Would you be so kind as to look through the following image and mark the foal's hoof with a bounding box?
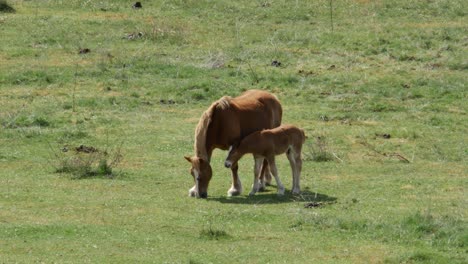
[277,187,285,196]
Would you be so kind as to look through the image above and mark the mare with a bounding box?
[224,124,306,196]
[184,90,282,198]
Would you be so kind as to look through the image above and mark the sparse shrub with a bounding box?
[52,142,123,179]
[303,136,337,162]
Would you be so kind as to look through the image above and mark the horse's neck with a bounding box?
[195,139,213,162]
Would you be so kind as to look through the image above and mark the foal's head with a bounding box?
[224,144,242,169]
[184,156,212,198]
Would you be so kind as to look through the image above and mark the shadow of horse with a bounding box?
[209,187,337,205]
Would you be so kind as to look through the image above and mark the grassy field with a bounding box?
[0,0,467,263]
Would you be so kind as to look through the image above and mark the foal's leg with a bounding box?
[258,159,269,191]
[260,159,272,188]
[249,156,264,196]
[227,162,242,196]
[294,153,302,195]
[267,157,285,195]
[287,147,301,195]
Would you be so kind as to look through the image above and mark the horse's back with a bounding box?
[231,90,282,132]
[207,90,283,150]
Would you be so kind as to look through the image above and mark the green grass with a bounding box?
[0,0,467,263]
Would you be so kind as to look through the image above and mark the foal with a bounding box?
[224,124,306,196]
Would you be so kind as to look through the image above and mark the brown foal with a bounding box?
[225,124,306,196]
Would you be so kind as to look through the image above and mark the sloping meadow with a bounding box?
[0,0,466,263]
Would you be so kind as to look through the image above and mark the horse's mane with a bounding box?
[194,96,232,160]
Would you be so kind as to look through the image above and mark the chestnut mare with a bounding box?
[184,90,282,198]
[224,124,306,196]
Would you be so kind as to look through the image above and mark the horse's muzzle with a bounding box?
[224,161,232,168]
[199,192,208,199]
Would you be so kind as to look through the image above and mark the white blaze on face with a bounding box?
[193,168,200,195]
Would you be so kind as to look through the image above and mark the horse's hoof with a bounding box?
[292,189,301,195]
[227,189,242,197]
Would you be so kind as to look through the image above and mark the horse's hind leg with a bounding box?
[268,157,285,196]
[227,162,242,196]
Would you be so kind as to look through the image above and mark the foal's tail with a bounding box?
[300,128,307,144]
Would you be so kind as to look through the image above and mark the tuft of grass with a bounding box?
[2,113,51,129]
[400,212,467,249]
[0,0,15,13]
[199,226,231,241]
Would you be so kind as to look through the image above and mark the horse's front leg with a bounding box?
[227,162,242,196]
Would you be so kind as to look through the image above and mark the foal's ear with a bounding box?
[229,141,240,152]
[184,156,192,163]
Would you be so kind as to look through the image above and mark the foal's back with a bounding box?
[248,124,306,156]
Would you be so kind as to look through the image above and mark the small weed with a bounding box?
[289,220,304,231]
[32,116,50,127]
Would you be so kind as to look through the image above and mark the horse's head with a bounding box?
[224,144,241,169]
[184,156,212,198]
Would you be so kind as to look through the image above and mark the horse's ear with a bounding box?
[184,156,192,163]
